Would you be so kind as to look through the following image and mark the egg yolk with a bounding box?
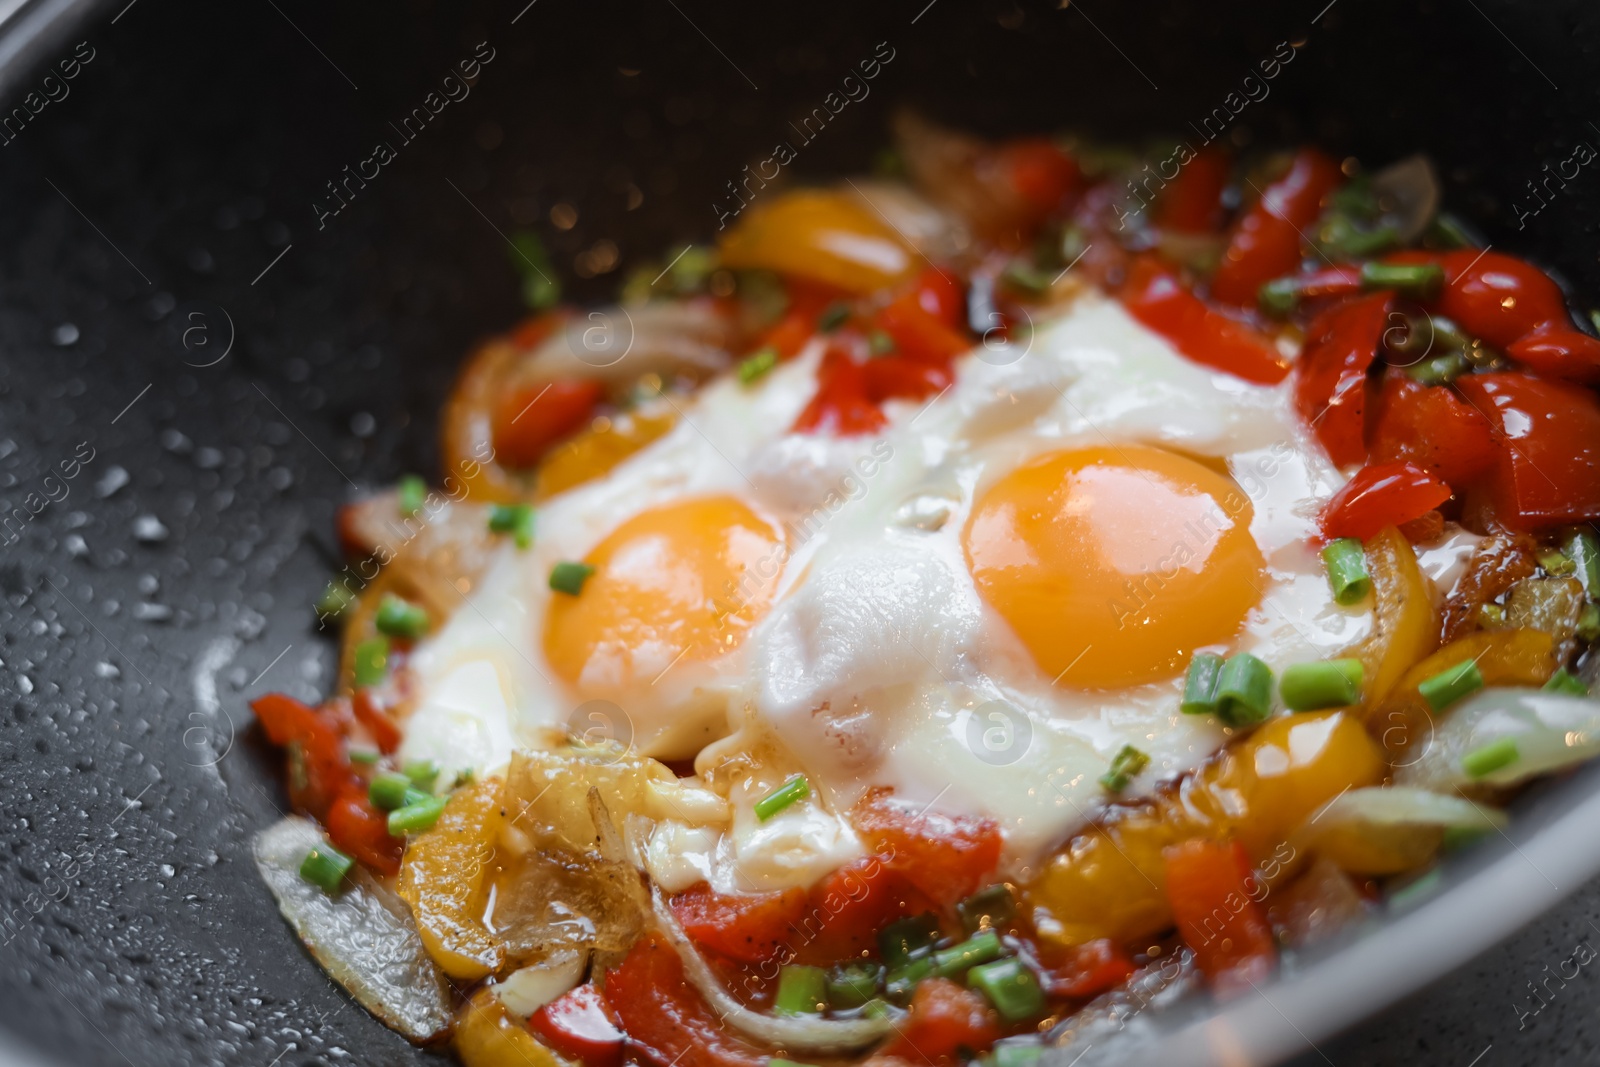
[544,495,785,693]
[964,446,1264,689]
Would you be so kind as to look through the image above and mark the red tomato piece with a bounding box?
[668,882,809,964]
[757,282,840,360]
[605,935,768,1067]
[850,789,1002,908]
[1122,257,1289,385]
[325,788,403,875]
[908,265,967,328]
[1455,373,1600,531]
[1211,148,1342,307]
[793,858,930,966]
[1505,328,1600,384]
[350,689,402,754]
[529,982,626,1067]
[1155,146,1232,234]
[999,138,1081,219]
[250,693,356,817]
[1294,292,1390,467]
[1163,839,1276,995]
[793,346,887,436]
[490,379,605,469]
[877,978,1002,1064]
[1320,462,1452,543]
[863,356,952,404]
[878,291,972,366]
[1040,939,1137,1000]
[1429,250,1573,349]
[1368,374,1496,489]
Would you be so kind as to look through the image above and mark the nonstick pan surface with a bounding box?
[4,1,1600,1064]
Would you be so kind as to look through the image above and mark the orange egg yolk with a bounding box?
[544,495,785,693]
[964,446,1264,689]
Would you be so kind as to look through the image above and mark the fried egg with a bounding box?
[398,291,1374,890]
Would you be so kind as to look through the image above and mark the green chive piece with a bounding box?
[967,958,1045,1022]
[1544,668,1589,696]
[1181,652,1225,716]
[989,1044,1046,1067]
[299,843,354,893]
[1461,736,1519,779]
[818,302,851,332]
[1418,659,1485,712]
[879,913,941,970]
[1322,538,1372,605]
[387,795,450,836]
[885,956,936,1003]
[1258,276,1301,317]
[1566,530,1600,595]
[549,561,596,596]
[1098,744,1151,793]
[773,964,828,1016]
[957,884,1015,934]
[369,772,429,812]
[1539,548,1576,576]
[1280,658,1364,711]
[754,774,809,821]
[403,759,440,791]
[1407,351,1471,386]
[347,747,381,765]
[1359,261,1444,299]
[488,503,536,549]
[1002,258,1055,294]
[1579,603,1600,644]
[509,231,561,310]
[737,346,779,385]
[315,581,357,621]
[353,637,389,689]
[397,474,426,518]
[932,930,1006,979]
[374,594,430,640]
[825,962,883,1008]
[1216,653,1274,726]
[868,330,896,355]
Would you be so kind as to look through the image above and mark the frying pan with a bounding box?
[3,0,1600,1063]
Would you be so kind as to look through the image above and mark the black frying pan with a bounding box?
[4,1,1600,1064]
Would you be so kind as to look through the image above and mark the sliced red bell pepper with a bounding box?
[876,978,1002,1064]
[529,982,626,1067]
[251,693,357,818]
[793,857,928,966]
[1122,256,1289,385]
[999,138,1081,221]
[850,789,1002,908]
[324,788,403,875]
[668,882,809,964]
[1368,374,1496,489]
[907,265,967,328]
[1426,249,1574,349]
[1155,146,1232,234]
[1505,329,1600,383]
[793,345,887,436]
[1320,461,1452,543]
[605,934,768,1067]
[1454,372,1600,531]
[1040,938,1137,1000]
[878,290,972,366]
[1163,839,1276,994]
[350,689,402,754]
[863,356,952,404]
[1294,292,1390,467]
[1211,148,1342,307]
[490,378,605,469]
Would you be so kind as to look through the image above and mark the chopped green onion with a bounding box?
[1418,659,1484,712]
[1579,603,1600,644]
[488,503,536,549]
[825,962,883,1008]
[868,330,896,355]
[1180,652,1225,716]
[315,581,356,621]
[353,637,389,689]
[369,772,429,812]
[375,594,430,640]
[509,231,560,310]
[878,913,940,970]
[1258,277,1301,317]
[988,1044,1045,1067]
[1565,530,1600,595]
[773,964,827,1016]
[738,346,779,385]
[1280,658,1364,711]
[1322,538,1371,605]
[549,561,596,596]
[818,302,851,332]
[1319,217,1399,259]
[668,246,718,293]
[1002,258,1055,294]
[397,474,426,518]
[967,958,1045,1022]
[1216,653,1273,726]
[885,956,935,1002]
[1098,744,1150,793]
[932,930,1006,978]
[1538,548,1576,576]
[1360,261,1444,299]
[957,884,1015,934]
[753,775,809,821]
[1407,351,1471,386]
[347,747,381,765]
[387,794,450,836]
[1544,668,1589,696]
[403,759,440,791]
[299,843,354,893]
[1461,736,1519,779]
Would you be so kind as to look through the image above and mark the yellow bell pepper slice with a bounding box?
[398,778,506,981]
[455,987,571,1067]
[535,409,676,500]
[1353,526,1440,716]
[718,190,917,294]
